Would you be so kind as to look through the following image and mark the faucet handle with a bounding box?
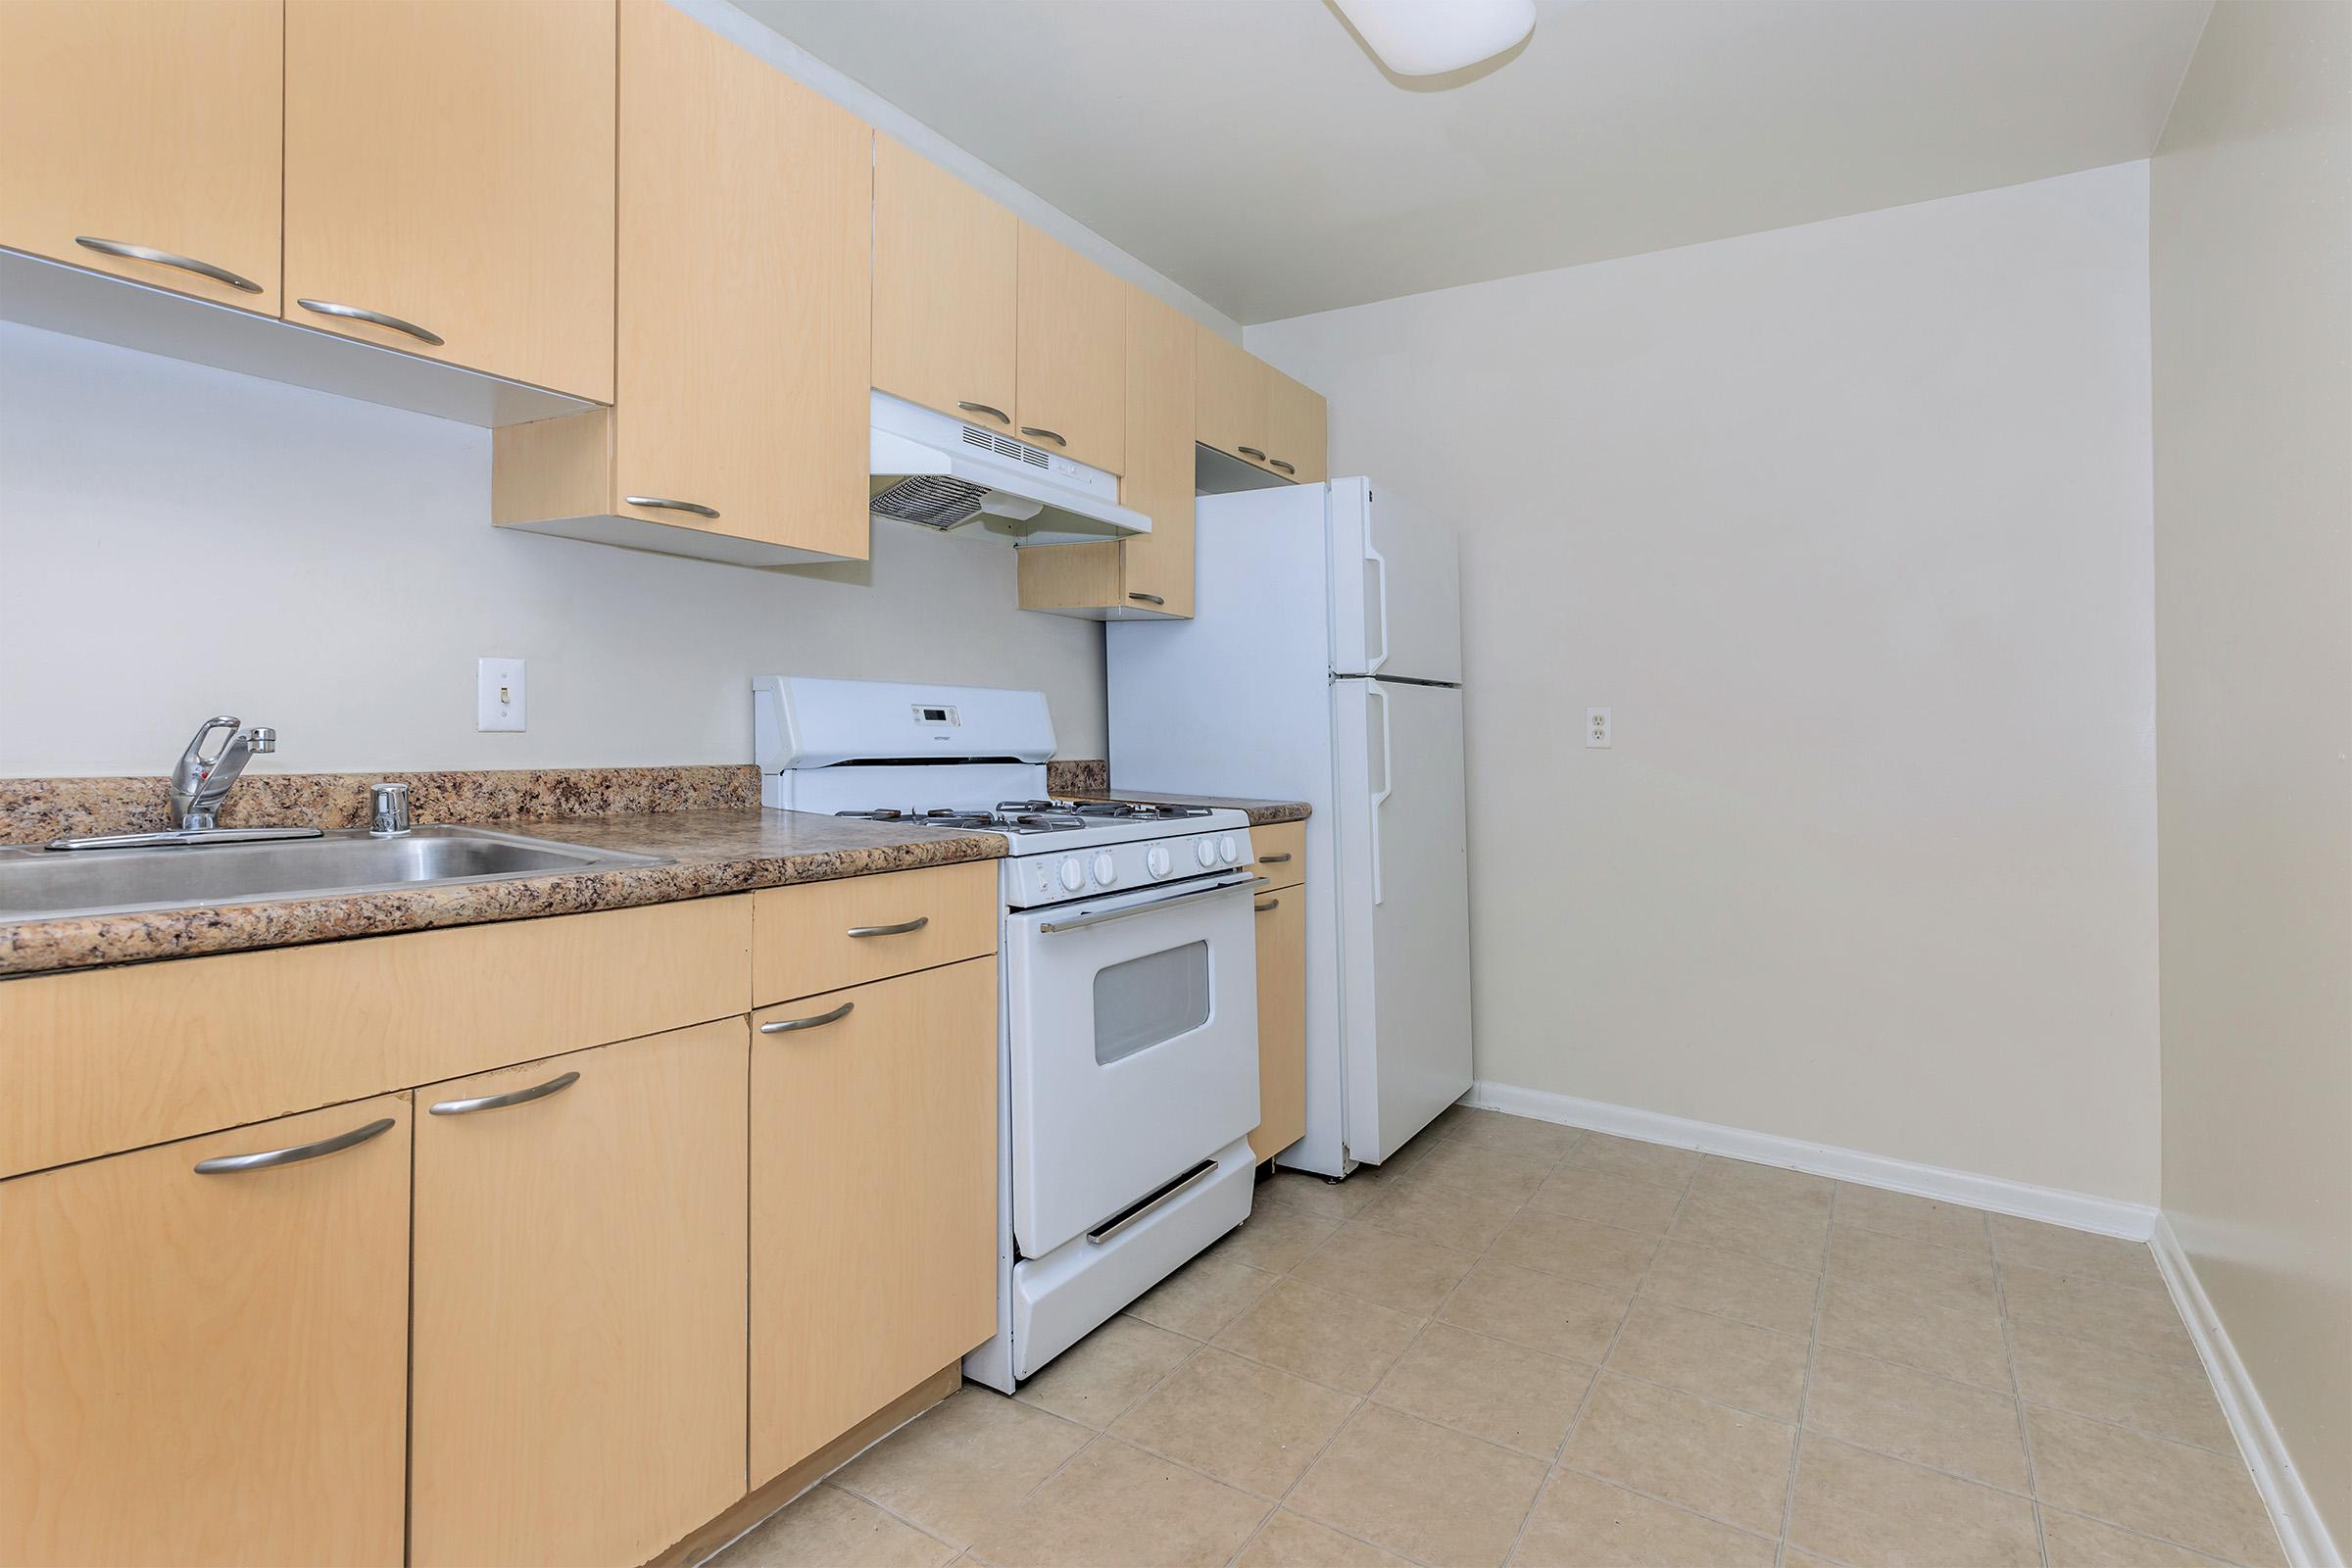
[368,781,412,838]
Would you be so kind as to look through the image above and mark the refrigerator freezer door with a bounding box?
[1326,677,1473,1166]
[1326,478,1463,684]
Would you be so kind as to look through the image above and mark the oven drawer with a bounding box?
[751,861,997,1005]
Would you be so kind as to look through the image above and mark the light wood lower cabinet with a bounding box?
[751,957,998,1484]
[411,1019,748,1567]
[1250,877,1308,1162]
[0,1095,413,1568]
[0,0,283,312]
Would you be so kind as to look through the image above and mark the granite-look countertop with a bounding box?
[1083,791,1311,827]
[0,808,1005,977]
[0,765,1312,976]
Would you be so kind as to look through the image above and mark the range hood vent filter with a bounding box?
[962,424,1050,469]
[872,474,989,530]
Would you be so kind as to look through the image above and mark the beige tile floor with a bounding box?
[713,1107,2282,1568]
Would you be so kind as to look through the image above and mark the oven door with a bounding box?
[1004,870,1261,1260]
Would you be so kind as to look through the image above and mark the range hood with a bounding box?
[869,390,1151,544]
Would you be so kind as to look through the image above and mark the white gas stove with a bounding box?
[754,676,1262,1391]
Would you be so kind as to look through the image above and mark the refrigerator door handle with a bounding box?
[1368,681,1394,905]
[1364,532,1392,675]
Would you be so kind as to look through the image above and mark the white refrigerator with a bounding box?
[1105,477,1471,1176]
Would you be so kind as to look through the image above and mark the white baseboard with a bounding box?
[2151,1216,2345,1568]
[1462,1080,2159,1240]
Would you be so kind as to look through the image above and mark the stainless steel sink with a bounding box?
[0,826,668,921]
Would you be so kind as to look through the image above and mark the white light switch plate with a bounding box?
[1586,707,1611,748]
[478,658,526,732]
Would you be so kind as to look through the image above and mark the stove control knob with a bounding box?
[1092,852,1118,886]
[1218,835,1242,864]
[1194,838,1218,868]
[1058,857,1086,893]
[1147,844,1173,879]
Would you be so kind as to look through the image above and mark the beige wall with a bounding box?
[1250,164,2164,1202]
[2151,0,2352,1553]
[0,322,1106,774]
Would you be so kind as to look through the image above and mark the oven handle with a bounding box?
[1035,873,1264,935]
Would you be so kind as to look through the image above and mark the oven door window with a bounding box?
[1094,940,1211,1066]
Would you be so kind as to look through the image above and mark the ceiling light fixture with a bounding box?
[1331,0,1537,76]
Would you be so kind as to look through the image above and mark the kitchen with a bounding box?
[0,2,2344,1567]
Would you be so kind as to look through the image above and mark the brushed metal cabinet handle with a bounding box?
[1258,852,1292,863]
[1127,592,1165,607]
[846,916,928,938]
[760,1001,855,1034]
[956,401,1010,424]
[1018,425,1067,447]
[1270,459,1297,475]
[1254,897,1280,912]
[194,1116,396,1174]
[429,1069,581,1117]
[624,495,721,518]
[74,236,262,294]
[1238,446,1268,462]
[295,298,445,346]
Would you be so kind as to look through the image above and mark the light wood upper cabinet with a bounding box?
[1116,284,1197,613]
[1195,321,1271,468]
[1267,367,1330,485]
[0,0,283,311]
[283,0,615,401]
[873,135,1018,429]
[1,1096,412,1568]
[751,957,998,1485]
[494,0,871,566]
[1017,280,1196,618]
[1014,223,1126,472]
[612,0,869,561]
[411,1020,748,1568]
[1250,878,1307,1162]
[1196,321,1330,485]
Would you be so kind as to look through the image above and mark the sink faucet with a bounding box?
[170,715,277,831]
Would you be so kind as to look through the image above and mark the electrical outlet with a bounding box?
[478,658,526,732]
[1586,707,1611,748]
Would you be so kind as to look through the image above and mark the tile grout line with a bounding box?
[1500,1139,1704,1567]
[1772,1204,1836,1567]
[1385,1120,1583,1567]
[1990,1224,2057,1568]
[1224,1139,1483,1568]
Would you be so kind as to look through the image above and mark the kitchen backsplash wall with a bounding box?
[0,322,1109,775]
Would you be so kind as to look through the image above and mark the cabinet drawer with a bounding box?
[1250,821,1306,891]
[751,862,997,1005]
[0,897,752,1178]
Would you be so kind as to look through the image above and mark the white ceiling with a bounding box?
[735,0,2211,324]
